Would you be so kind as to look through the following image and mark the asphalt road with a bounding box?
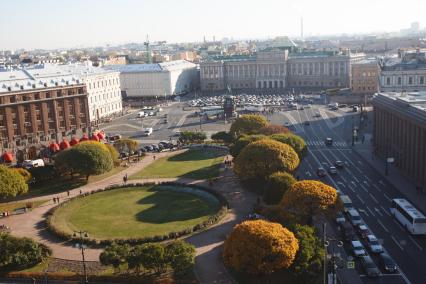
[276,104,425,284]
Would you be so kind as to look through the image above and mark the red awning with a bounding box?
[59,139,70,150]
[79,134,89,142]
[49,142,60,152]
[70,137,79,146]
[2,152,13,163]
[97,132,105,140]
[91,134,100,142]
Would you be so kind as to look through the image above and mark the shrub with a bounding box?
[104,143,120,166]
[165,240,196,277]
[230,114,269,138]
[0,233,51,271]
[11,168,32,183]
[211,131,233,143]
[234,140,300,182]
[257,124,290,135]
[229,134,268,158]
[0,165,28,199]
[270,133,307,158]
[223,220,299,274]
[139,243,167,274]
[279,180,342,225]
[99,242,130,272]
[179,131,207,144]
[263,171,296,205]
[29,165,56,183]
[114,139,138,154]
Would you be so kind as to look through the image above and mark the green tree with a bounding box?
[126,245,144,274]
[114,138,138,154]
[234,140,300,182]
[211,131,233,144]
[279,180,342,225]
[229,114,268,138]
[270,133,307,158]
[165,240,196,277]
[140,243,167,274]
[99,243,130,272]
[55,141,113,180]
[179,131,207,144]
[0,165,28,199]
[291,224,324,281]
[11,168,32,183]
[229,134,268,158]
[263,171,296,205]
[104,143,120,166]
[0,233,51,271]
[257,124,290,135]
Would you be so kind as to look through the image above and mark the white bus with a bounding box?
[390,198,426,234]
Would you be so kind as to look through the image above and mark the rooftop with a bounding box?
[381,57,426,70]
[104,60,196,73]
[374,92,426,120]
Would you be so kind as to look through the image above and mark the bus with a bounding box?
[390,198,426,234]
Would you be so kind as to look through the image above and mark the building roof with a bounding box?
[373,92,426,123]
[104,60,196,73]
[353,58,378,65]
[381,57,426,71]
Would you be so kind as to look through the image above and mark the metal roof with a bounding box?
[104,60,196,73]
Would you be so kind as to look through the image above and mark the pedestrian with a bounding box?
[79,189,82,195]
[52,197,55,204]
[67,190,70,197]
[57,196,60,203]
[153,155,156,160]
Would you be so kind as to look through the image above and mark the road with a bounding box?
[272,104,425,284]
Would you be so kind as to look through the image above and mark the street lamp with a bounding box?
[323,223,344,284]
[73,231,89,284]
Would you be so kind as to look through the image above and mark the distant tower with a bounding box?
[203,36,206,43]
[300,17,304,40]
[213,35,216,42]
[144,35,152,64]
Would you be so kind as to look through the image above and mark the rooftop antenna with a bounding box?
[144,35,151,64]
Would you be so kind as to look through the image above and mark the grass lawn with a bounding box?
[131,149,225,180]
[0,199,47,213]
[50,185,220,240]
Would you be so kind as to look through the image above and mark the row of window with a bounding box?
[89,90,121,104]
[88,77,120,90]
[385,76,425,86]
[92,102,122,116]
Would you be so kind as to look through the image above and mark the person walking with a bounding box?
[53,197,56,204]
[67,190,70,197]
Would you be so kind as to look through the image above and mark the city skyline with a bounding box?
[0,0,425,50]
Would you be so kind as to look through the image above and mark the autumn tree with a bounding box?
[263,171,296,205]
[11,168,32,183]
[279,180,342,225]
[270,133,307,158]
[229,114,268,138]
[223,220,299,274]
[114,138,138,153]
[211,131,233,144]
[0,165,28,199]
[234,140,300,182]
[104,143,120,166]
[229,134,268,157]
[257,124,289,135]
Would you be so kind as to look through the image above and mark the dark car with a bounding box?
[357,224,371,239]
[304,121,310,126]
[379,252,397,273]
[325,137,333,146]
[328,166,338,175]
[317,167,327,177]
[340,222,357,242]
[151,145,159,152]
[144,145,153,152]
[334,160,344,168]
[361,255,380,277]
[119,152,128,159]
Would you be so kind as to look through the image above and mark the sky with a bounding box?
[0,0,424,50]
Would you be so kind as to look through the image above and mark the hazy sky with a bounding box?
[0,0,424,50]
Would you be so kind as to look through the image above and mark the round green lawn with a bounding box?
[50,185,221,240]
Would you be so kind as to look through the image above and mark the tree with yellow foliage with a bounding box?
[223,220,299,274]
[229,114,269,138]
[279,180,342,225]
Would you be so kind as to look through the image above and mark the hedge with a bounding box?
[46,182,229,247]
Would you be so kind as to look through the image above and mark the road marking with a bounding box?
[391,236,404,250]
[340,175,348,183]
[356,194,365,203]
[358,160,363,165]
[363,180,369,186]
[374,207,384,217]
[359,184,368,193]
[348,184,355,193]
[369,193,379,204]
[373,184,382,192]
[364,176,372,183]
[305,171,312,177]
[377,219,389,232]
[366,206,376,217]
[359,208,369,217]
[380,206,391,216]
[408,235,423,251]
[392,219,405,232]
[352,175,360,183]
[337,181,346,188]
[383,193,392,202]
[379,180,385,186]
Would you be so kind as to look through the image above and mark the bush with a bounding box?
[257,124,290,135]
[270,133,307,158]
[179,131,207,144]
[230,114,269,138]
[211,131,233,144]
[234,140,300,182]
[29,165,56,183]
[223,220,299,274]
[104,143,120,166]
[0,233,51,272]
[263,172,296,205]
[229,134,268,158]
[279,180,342,225]
[55,141,113,180]
[0,165,28,199]
[99,242,130,272]
[114,139,138,154]
[11,168,32,183]
[165,240,196,277]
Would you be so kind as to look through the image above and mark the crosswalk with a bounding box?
[306,140,348,147]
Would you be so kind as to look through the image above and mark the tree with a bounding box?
[179,131,206,144]
[263,171,296,205]
[126,245,145,274]
[104,143,120,166]
[211,131,233,144]
[234,140,300,182]
[279,180,342,225]
[100,243,130,272]
[229,114,268,138]
[0,233,51,271]
[291,224,324,281]
[140,243,167,274]
[11,168,32,183]
[257,124,289,136]
[223,220,299,274]
[55,141,113,180]
[270,133,307,158]
[114,138,138,154]
[165,240,196,277]
[229,134,268,157]
[0,165,28,199]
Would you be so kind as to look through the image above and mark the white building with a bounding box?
[105,60,199,98]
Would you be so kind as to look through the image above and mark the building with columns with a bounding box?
[372,92,426,189]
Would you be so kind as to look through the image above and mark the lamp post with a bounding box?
[73,231,89,284]
[323,223,344,284]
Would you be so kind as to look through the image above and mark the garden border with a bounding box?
[46,181,229,246]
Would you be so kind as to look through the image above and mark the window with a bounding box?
[386,77,391,85]
[420,77,425,84]
[409,77,413,85]
[397,77,402,85]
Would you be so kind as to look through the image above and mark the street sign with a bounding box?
[347,261,355,269]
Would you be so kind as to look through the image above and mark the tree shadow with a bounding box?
[180,164,221,180]
[135,188,218,224]
[168,149,224,162]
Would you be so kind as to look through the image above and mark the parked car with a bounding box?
[304,121,310,125]
[325,137,333,146]
[314,112,321,117]
[366,235,383,253]
[351,240,367,257]
[119,152,129,159]
[334,160,344,168]
[335,212,346,224]
[151,145,159,152]
[144,145,153,152]
[317,167,327,177]
[328,166,338,175]
[357,224,371,239]
[347,208,363,226]
[361,255,381,277]
[340,222,357,242]
[379,252,397,273]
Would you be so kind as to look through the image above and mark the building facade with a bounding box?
[372,92,426,189]
[351,59,380,95]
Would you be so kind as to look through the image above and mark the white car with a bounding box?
[351,240,367,257]
[335,212,346,224]
[366,235,383,253]
[148,111,155,116]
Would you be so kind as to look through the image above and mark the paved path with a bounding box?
[1,150,255,284]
